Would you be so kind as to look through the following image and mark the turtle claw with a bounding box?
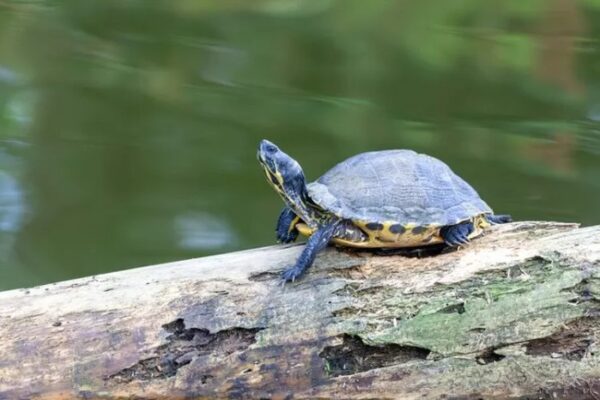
[443,237,457,247]
[445,237,467,247]
[456,235,470,245]
[277,231,298,244]
[441,221,474,248]
[281,266,302,283]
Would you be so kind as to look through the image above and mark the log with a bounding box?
[1,221,600,399]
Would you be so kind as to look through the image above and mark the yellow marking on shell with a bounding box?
[380,222,442,247]
[296,214,492,249]
[378,221,406,242]
[355,220,374,237]
[335,226,445,248]
[296,222,445,248]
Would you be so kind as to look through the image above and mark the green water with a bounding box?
[1,1,599,291]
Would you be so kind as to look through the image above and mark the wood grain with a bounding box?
[1,221,599,399]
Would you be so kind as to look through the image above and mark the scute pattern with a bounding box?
[307,150,491,226]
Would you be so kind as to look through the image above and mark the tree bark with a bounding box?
[1,221,599,399]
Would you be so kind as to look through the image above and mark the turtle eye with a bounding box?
[260,140,278,154]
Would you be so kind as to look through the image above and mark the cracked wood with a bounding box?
[0,221,600,399]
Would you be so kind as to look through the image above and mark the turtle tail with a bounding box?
[487,214,512,224]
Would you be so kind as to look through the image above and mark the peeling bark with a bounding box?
[1,222,600,399]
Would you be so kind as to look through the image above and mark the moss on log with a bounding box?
[1,221,600,399]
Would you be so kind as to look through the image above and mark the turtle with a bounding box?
[257,139,511,282]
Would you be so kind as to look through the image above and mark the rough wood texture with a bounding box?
[1,221,600,399]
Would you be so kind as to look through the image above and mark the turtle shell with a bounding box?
[307,150,492,227]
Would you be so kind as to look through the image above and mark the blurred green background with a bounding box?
[1,0,599,290]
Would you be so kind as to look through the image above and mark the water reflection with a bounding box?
[0,171,24,233]
[174,212,238,250]
[0,0,599,290]
[0,67,18,85]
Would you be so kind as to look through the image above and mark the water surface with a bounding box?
[1,1,599,290]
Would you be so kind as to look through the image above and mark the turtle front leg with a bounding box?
[281,220,341,282]
[276,206,300,243]
[440,221,474,247]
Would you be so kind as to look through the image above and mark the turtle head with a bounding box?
[258,139,317,224]
[258,139,306,200]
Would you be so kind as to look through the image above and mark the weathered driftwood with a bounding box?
[1,221,600,399]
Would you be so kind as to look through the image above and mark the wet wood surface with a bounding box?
[1,221,600,399]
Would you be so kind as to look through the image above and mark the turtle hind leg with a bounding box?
[487,214,512,224]
[281,220,340,282]
[440,221,474,247]
[276,206,299,243]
